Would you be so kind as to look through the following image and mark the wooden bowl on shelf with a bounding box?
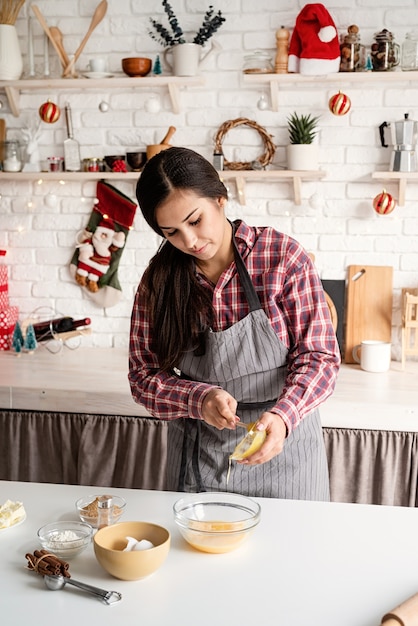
[122,57,152,77]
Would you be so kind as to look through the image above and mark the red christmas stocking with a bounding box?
[70,181,137,308]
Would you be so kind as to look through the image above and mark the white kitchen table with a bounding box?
[1,480,418,626]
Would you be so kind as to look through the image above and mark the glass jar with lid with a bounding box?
[1,140,22,172]
[401,32,418,71]
[243,50,273,74]
[371,28,400,71]
[339,24,366,72]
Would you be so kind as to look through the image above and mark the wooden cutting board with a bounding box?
[345,265,393,363]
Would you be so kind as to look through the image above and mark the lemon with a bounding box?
[230,423,267,461]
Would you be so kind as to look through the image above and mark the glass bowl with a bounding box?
[173,492,261,554]
[75,494,126,529]
[37,520,93,558]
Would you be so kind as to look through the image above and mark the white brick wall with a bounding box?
[1,0,418,358]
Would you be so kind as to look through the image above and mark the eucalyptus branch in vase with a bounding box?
[149,0,226,47]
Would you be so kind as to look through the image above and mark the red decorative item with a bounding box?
[373,189,396,215]
[39,100,61,124]
[111,159,127,173]
[329,91,351,116]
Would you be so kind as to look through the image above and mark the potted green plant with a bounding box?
[286,112,320,171]
[149,1,226,76]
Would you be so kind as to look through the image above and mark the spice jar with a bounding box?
[243,50,273,74]
[371,29,400,71]
[339,25,366,72]
[2,140,22,172]
[401,32,418,71]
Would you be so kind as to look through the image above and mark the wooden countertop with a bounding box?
[0,347,417,431]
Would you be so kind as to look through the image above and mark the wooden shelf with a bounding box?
[219,169,326,205]
[0,171,140,182]
[0,75,205,116]
[0,169,326,204]
[371,171,418,206]
[242,70,418,111]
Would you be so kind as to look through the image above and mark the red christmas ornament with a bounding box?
[39,100,61,124]
[328,91,351,116]
[373,189,396,215]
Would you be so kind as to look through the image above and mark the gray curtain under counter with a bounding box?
[1,409,417,507]
[0,410,168,490]
[323,427,418,507]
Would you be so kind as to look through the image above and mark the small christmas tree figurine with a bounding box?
[24,323,38,353]
[12,321,24,355]
[153,54,162,75]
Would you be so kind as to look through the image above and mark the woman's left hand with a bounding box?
[237,411,287,466]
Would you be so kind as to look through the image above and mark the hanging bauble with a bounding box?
[373,189,396,215]
[39,100,61,124]
[328,91,351,116]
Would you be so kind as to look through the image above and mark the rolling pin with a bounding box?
[381,592,418,625]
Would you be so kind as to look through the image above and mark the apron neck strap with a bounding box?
[231,222,262,312]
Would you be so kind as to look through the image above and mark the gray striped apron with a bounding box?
[166,236,330,500]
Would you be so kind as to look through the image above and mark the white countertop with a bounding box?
[1,480,418,626]
[0,347,418,431]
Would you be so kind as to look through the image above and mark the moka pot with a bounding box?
[379,113,418,172]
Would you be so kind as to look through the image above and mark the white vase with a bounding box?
[287,144,319,171]
[0,24,23,80]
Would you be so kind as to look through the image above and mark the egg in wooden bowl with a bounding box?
[122,57,152,77]
[94,521,170,580]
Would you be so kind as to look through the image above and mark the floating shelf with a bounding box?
[0,169,326,205]
[242,71,418,111]
[0,75,205,116]
[219,169,326,205]
[0,171,140,182]
[371,171,418,206]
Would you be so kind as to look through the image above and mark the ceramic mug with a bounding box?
[352,340,391,373]
[88,58,106,73]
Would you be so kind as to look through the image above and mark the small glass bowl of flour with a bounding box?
[37,521,93,558]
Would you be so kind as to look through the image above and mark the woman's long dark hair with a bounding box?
[136,147,228,371]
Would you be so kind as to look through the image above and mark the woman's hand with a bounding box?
[201,388,239,430]
[237,411,287,466]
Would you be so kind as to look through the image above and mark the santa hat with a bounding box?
[98,216,115,231]
[288,3,340,75]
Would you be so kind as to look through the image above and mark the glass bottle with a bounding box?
[371,29,400,71]
[401,32,418,71]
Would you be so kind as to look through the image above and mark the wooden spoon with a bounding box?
[31,5,67,68]
[49,26,71,70]
[63,0,108,77]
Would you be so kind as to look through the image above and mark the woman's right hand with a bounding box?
[201,388,239,430]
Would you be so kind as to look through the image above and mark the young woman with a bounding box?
[129,147,340,499]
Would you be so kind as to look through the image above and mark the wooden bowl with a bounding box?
[122,57,152,77]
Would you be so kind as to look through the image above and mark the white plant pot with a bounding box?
[0,24,23,80]
[287,144,319,171]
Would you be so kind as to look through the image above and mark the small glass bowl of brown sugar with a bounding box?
[75,495,126,529]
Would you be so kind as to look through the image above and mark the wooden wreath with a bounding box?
[214,118,276,170]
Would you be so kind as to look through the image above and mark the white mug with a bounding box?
[88,58,106,73]
[352,340,391,373]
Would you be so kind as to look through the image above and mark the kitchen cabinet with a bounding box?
[0,75,205,116]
